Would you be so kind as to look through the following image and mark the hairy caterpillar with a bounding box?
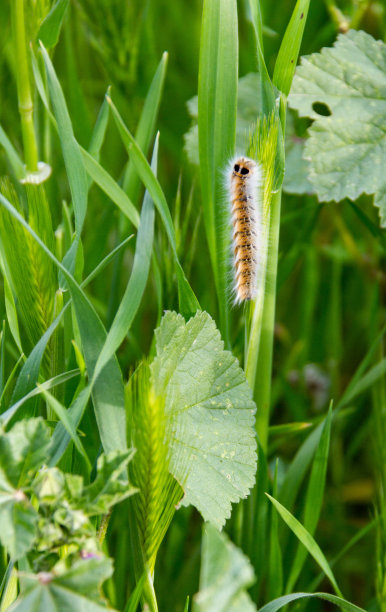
[227,156,264,304]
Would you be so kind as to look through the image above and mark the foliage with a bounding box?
[289,30,386,226]
[193,524,256,612]
[0,418,135,609]
[151,311,257,527]
[0,0,384,611]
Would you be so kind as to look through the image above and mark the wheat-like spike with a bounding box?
[127,365,182,574]
[0,178,56,374]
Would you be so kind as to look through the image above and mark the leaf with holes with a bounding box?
[289,30,386,227]
[151,311,257,529]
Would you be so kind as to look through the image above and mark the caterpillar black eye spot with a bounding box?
[240,167,249,175]
[234,164,240,173]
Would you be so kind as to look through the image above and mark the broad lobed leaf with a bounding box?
[289,30,386,226]
[151,311,257,528]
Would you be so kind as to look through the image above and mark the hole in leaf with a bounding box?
[312,102,331,116]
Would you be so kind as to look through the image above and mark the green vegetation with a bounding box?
[0,0,385,611]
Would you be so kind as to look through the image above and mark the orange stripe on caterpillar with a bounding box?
[227,156,263,304]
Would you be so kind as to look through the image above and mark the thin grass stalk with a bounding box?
[252,189,282,452]
[245,111,283,452]
[11,0,39,172]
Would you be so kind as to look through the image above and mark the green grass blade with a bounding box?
[0,259,22,353]
[349,201,386,249]
[266,494,343,597]
[278,421,324,512]
[9,311,67,409]
[273,0,310,97]
[246,0,276,115]
[0,355,24,410]
[198,0,238,343]
[88,89,110,161]
[0,323,5,398]
[336,325,385,411]
[183,596,189,612]
[108,101,200,317]
[1,370,78,425]
[258,592,366,612]
[83,235,134,286]
[48,385,92,467]
[308,517,378,592]
[0,191,126,453]
[249,441,269,598]
[4,234,132,424]
[40,43,88,236]
[123,572,146,612]
[123,52,168,202]
[285,404,332,592]
[38,385,92,472]
[92,136,157,382]
[0,124,25,179]
[338,359,386,409]
[0,562,17,611]
[80,148,140,227]
[37,0,69,49]
[268,462,283,600]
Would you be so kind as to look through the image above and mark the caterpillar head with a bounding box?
[232,157,256,178]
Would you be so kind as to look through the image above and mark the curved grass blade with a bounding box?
[37,0,69,49]
[0,260,22,353]
[338,359,386,409]
[0,355,24,410]
[308,517,378,593]
[278,421,324,512]
[83,234,134,286]
[123,51,168,203]
[48,385,92,467]
[266,494,343,597]
[38,385,91,472]
[123,572,146,612]
[10,311,67,408]
[258,592,366,612]
[0,124,24,180]
[40,43,87,237]
[268,462,283,600]
[87,89,110,161]
[272,0,311,97]
[92,136,158,383]
[80,148,139,228]
[285,404,332,593]
[109,102,200,317]
[246,0,276,115]
[2,370,78,425]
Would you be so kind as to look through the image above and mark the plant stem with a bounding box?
[324,0,350,31]
[11,0,39,172]
[253,189,282,453]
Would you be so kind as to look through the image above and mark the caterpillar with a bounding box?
[227,156,264,304]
